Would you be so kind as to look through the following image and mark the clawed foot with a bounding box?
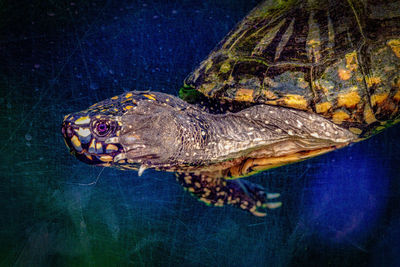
[176,172,281,216]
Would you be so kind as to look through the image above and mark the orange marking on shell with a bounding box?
[371,93,389,106]
[332,110,350,124]
[349,127,362,135]
[125,93,133,98]
[366,76,382,88]
[315,102,332,113]
[394,90,400,102]
[345,51,358,71]
[338,68,352,80]
[86,154,93,161]
[111,96,119,100]
[235,89,254,102]
[363,105,377,124]
[281,94,308,110]
[387,39,400,58]
[337,91,361,109]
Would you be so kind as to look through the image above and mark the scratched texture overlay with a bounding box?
[1,0,400,266]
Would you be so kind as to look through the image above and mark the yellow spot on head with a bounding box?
[315,102,332,113]
[71,135,82,150]
[337,90,361,109]
[106,144,118,152]
[332,110,350,124]
[96,142,102,150]
[111,96,119,100]
[282,94,308,110]
[143,94,156,101]
[387,39,400,58]
[75,116,91,125]
[235,88,254,102]
[99,155,113,162]
[76,127,91,138]
[124,105,133,110]
[125,93,133,98]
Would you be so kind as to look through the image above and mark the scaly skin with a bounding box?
[62,91,356,216]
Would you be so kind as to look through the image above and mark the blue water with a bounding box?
[1,1,400,266]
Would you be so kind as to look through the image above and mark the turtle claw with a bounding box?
[176,172,282,216]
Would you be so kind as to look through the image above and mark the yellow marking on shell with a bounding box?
[261,88,278,99]
[63,114,70,121]
[219,62,231,73]
[96,142,102,150]
[394,89,400,102]
[387,39,400,58]
[125,93,133,98]
[338,68,352,80]
[71,135,82,150]
[74,116,91,125]
[275,19,294,61]
[143,94,156,101]
[376,126,385,131]
[86,154,93,161]
[282,94,308,110]
[371,93,389,106]
[99,155,113,162]
[337,90,361,109]
[114,108,118,112]
[124,105,134,110]
[393,79,400,101]
[345,51,358,71]
[349,127,362,135]
[315,102,332,113]
[111,96,119,100]
[118,160,126,164]
[106,144,118,152]
[251,19,286,56]
[332,110,350,124]
[364,104,377,124]
[89,138,95,150]
[76,127,91,138]
[366,76,382,88]
[235,88,254,102]
[306,11,321,63]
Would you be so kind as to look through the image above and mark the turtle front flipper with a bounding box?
[176,172,281,217]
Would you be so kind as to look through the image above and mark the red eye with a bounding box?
[94,121,111,136]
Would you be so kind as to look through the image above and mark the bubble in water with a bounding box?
[25,134,32,141]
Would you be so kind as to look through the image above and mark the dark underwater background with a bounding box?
[1,0,400,266]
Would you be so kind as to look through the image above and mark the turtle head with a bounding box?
[62,91,187,170]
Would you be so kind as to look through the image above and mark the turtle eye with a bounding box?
[93,120,111,137]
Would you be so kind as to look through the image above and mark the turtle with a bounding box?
[62,0,400,216]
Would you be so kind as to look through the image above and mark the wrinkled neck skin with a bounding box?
[115,95,357,176]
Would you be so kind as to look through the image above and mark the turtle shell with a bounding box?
[184,0,400,137]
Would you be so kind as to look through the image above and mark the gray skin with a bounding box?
[115,93,357,171]
[63,91,358,216]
